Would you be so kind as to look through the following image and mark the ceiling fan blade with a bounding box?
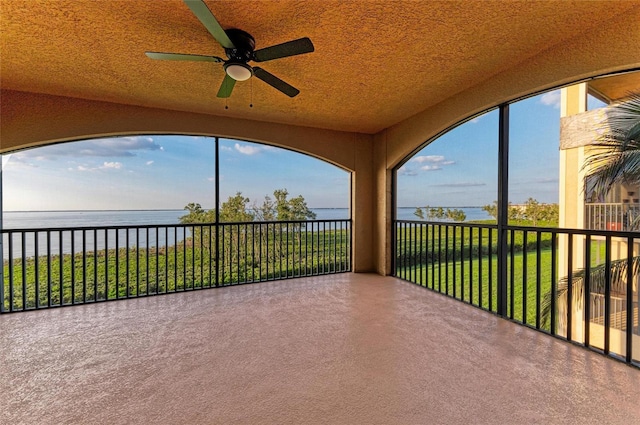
[253,37,314,62]
[145,52,224,62]
[184,0,235,49]
[253,67,300,97]
[217,74,236,98]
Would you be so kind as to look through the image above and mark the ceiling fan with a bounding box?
[145,0,314,98]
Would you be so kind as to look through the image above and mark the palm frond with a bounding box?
[584,92,640,198]
[540,255,640,330]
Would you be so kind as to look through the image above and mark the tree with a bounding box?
[253,195,277,221]
[180,202,214,224]
[482,201,498,221]
[220,192,254,222]
[272,189,316,221]
[584,92,640,199]
[523,197,542,226]
[445,208,466,222]
[414,207,425,220]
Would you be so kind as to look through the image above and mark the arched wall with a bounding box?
[2,6,639,276]
[0,92,376,272]
[372,7,640,274]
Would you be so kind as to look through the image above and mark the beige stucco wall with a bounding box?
[2,6,639,276]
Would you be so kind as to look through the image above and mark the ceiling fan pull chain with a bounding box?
[225,98,229,110]
[250,78,254,108]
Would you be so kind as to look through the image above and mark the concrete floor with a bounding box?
[1,273,639,424]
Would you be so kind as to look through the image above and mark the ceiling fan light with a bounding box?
[224,62,252,81]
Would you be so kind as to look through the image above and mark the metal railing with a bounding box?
[394,220,640,366]
[1,219,351,313]
[585,203,640,231]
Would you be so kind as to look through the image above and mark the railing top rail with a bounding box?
[1,218,352,234]
[394,219,640,237]
[394,220,498,229]
[585,202,640,206]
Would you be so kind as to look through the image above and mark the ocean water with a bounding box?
[2,209,351,230]
[1,208,490,259]
[3,207,489,230]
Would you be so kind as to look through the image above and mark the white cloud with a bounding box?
[540,90,561,109]
[207,176,215,181]
[101,161,122,169]
[2,153,37,169]
[408,155,456,173]
[73,161,123,172]
[398,166,418,177]
[146,160,154,165]
[234,143,262,155]
[12,136,164,160]
[413,155,445,163]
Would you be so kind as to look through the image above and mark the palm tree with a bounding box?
[584,92,640,198]
[540,255,640,330]
[541,92,640,332]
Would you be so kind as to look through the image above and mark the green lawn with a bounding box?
[2,229,351,311]
[399,249,555,331]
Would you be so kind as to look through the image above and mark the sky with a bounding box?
[396,90,605,208]
[1,90,607,212]
[2,137,350,211]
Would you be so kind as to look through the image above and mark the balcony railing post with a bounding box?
[497,104,509,317]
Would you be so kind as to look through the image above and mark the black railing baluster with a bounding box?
[478,226,483,309]
[104,229,109,301]
[567,233,573,341]
[551,233,557,335]
[445,225,449,294]
[82,230,86,304]
[22,232,27,310]
[115,229,119,300]
[93,229,97,301]
[182,227,189,291]
[626,236,633,363]
[452,225,457,298]
[207,225,212,287]
[157,227,160,293]
[604,235,611,355]
[584,234,591,348]
[173,227,177,291]
[1,234,5,313]
[460,226,464,300]
[126,229,130,298]
[9,233,14,311]
[190,226,195,289]
[489,228,493,312]
[509,229,515,319]
[137,228,141,296]
[60,231,64,306]
[35,232,40,309]
[535,231,541,329]
[522,231,527,324]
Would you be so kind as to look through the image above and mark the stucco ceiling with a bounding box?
[1,0,638,134]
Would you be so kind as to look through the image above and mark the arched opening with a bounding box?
[1,135,352,311]
[393,69,640,365]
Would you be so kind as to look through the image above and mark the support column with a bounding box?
[351,133,375,272]
[559,83,588,340]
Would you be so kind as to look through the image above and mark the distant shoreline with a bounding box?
[3,207,351,213]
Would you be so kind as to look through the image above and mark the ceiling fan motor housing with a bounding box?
[224,28,255,62]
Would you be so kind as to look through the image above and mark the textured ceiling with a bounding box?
[1,0,637,134]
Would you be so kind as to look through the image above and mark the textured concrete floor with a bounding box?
[1,273,639,424]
